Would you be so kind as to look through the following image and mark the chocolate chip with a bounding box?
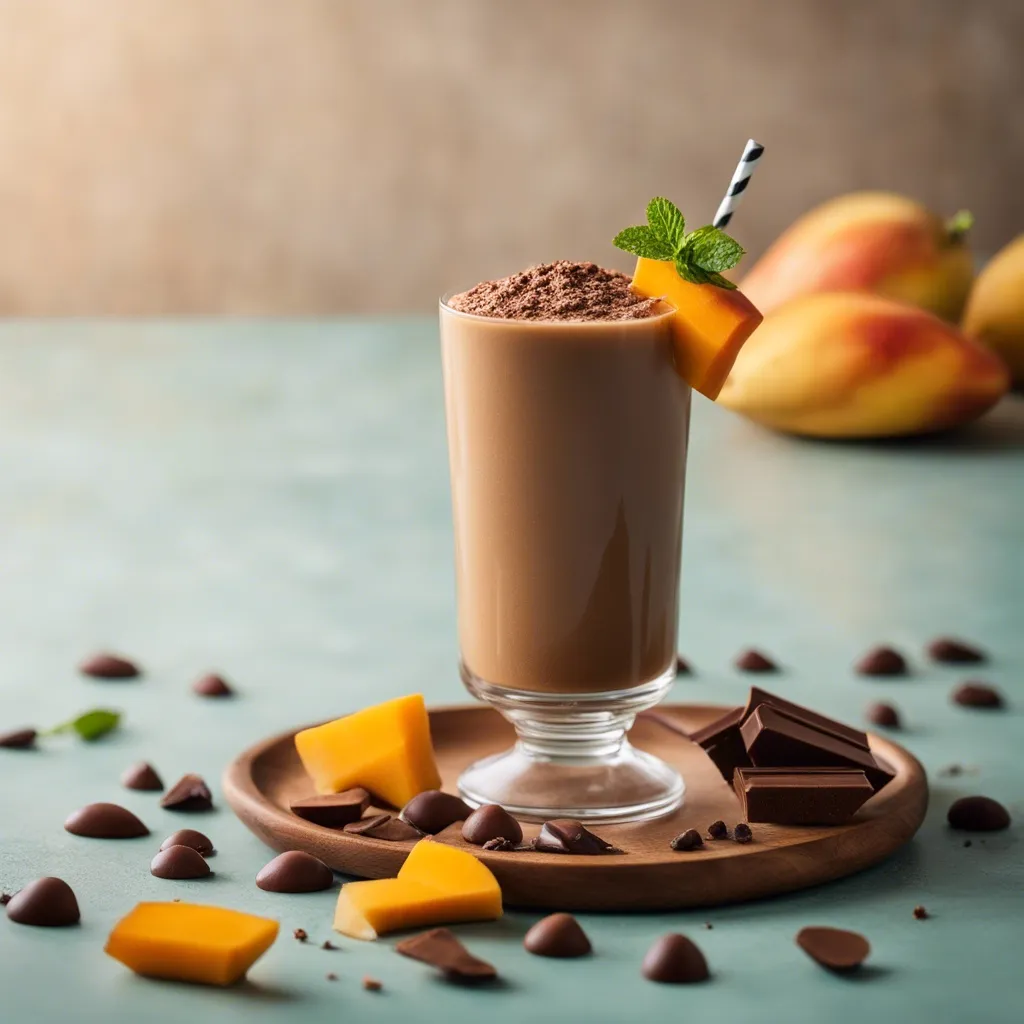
[343,813,423,842]
[855,646,907,677]
[294,928,308,942]
[707,820,728,840]
[670,829,704,852]
[927,637,986,664]
[0,728,37,749]
[866,702,901,728]
[481,837,516,851]
[291,789,370,829]
[462,804,524,846]
[735,649,777,673]
[964,839,972,847]
[160,774,214,812]
[322,940,336,950]
[151,845,212,880]
[796,926,870,971]
[326,972,338,982]
[400,790,473,834]
[641,933,709,983]
[533,819,619,855]
[951,682,1004,709]
[734,822,753,844]
[676,655,691,675]
[913,905,929,920]
[64,802,149,839]
[121,761,164,791]
[362,976,382,992]
[5,877,80,927]
[947,795,1010,832]
[524,913,592,958]
[395,927,497,982]
[192,673,234,697]
[79,653,140,679]
[160,829,214,856]
[256,851,334,893]
[941,764,964,776]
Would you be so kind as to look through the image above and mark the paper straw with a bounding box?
[712,139,764,229]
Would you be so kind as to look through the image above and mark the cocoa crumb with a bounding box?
[293,928,308,942]
[321,940,336,950]
[913,905,929,920]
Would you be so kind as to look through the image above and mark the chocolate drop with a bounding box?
[193,673,234,697]
[256,850,334,892]
[6,877,80,927]
[161,774,214,811]
[866,702,901,728]
[160,828,215,856]
[796,926,870,971]
[462,804,523,846]
[951,682,1004,709]
[79,653,140,678]
[151,845,213,879]
[524,913,592,958]
[64,802,149,839]
[400,790,472,834]
[0,728,37,749]
[735,649,778,673]
[947,795,1010,832]
[855,646,907,677]
[927,637,986,664]
[642,933,709,983]
[121,761,164,791]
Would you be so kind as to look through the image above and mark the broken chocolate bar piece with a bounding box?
[688,706,751,783]
[734,767,874,825]
[743,687,870,750]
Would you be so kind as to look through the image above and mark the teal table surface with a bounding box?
[0,320,1021,1023]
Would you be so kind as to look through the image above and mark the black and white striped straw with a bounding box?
[712,139,764,229]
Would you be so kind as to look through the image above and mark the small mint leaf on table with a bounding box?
[683,225,746,273]
[612,226,676,260]
[646,197,686,252]
[47,709,121,741]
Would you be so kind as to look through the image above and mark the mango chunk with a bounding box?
[333,839,502,940]
[104,902,279,986]
[631,256,763,400]
[294,694,441,806]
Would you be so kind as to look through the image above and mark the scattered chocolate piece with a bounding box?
[735,649,778,673]
[928,637,986,664]
[291,789,370,829]
[294,928,308,942]
[396,928,497,982]
[160,774,214,812]
[363,976,382,992]
[462,804,524,846]
[951,682,1004,709]
[160,829,215,856]
[688,707,751,783]
[533,819,619,855]
[796,926,870,972]
[744,687,870,748]
[524,913,592,958]
[641,933,709,983]
[79,653,140,679]
[947,795,1010,832]
[401,790,473,834]
[704,922,713,930]
[192,673,234,697]
[941,764,964,776]
[734,767,874,826]
[855,646,907,677]
[0,727,37,749]
[675,655,691,675]
[734,822,753,844]
[343,813,423,842]
[322,940,336,950]
[481,837,516,851]
[707,820,728,840]
[326,972,338,982]
[670,829,704,852]
[151,845,213,880]
[64,802,149,839]
[5,877,80,927]
[866,702,901,728]
[121,761,164,791]
[256,851,335,893]
[964,839,972,847]
[0,893,9,905]
[913,905,929,920]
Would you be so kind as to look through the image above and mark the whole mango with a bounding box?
[741,193,974,322]
[962,234,1024,386]
[718,292,1009,438]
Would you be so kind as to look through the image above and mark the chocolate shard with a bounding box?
[675,655,692,675]
[462,804,523,846]
[743,687,870,750]
[951,681,1004,709]
[670,829,704,852]
[734,767,874,825]
[928,637,986,664]
[796,926,870,971]
[855,645,907,677]
[688,706,751,783]
[533,819,619,855]
[161,774,214,812]
[343,813,423,842]
[192,673,234,697]
[642,933,709,983]
[64,802,149,839]
[395,927,497,982]
[735,649,778,673]
[79,653,140,679]
[0,727,37,749]
[524,913,592,958]
[947,795,1010,832]
[866,702,901,728]
[291,788,370,829]
[151,845,213,880]
[121,761,164,791]
[256,850,335,893]
[5,877,80,927]
[160,828,215,856]
[400,790,472,834]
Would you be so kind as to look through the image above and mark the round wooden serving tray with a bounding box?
[224,703,928,912]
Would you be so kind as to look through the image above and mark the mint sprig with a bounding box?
[613,196,745,290]
[47,708,121,741]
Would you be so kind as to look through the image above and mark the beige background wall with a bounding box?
[0,0,1021,314]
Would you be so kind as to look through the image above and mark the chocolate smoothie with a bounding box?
[442,262,691,694]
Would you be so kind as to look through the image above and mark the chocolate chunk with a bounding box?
[707,820,728,840]
[5,877,80,927]
[928,637,986,664]
[293,928,308,942]
[160,774,214,811]
[0,727,37,749]
[735,649,778,673]
[343,813,423,842]
[192,673,234,697]
[79,653,140,679]
[395,927,497,982]
[160,829,215,856]
[256,850,334,893]
[688,707,751,783]
[641,933,709,983]
[866,702,901,728]
[533,819,619,855]
[855,646,907,677]
[744,687,870,750]
[64,802,149,839]
[362,976,382,992]
[462,804,523,846]
[291,789,370,829]
[121,761,164,791]
[913,905,929,920]
[401,790,473,834]
[151,845,212,880]
[675,655,691,675]
[734,822,753,843]
[734,767,874,825]
[481,837,516,851]
[670,829,704,851]
[947,795,1010,832]
[524,913,592,958]
[951,681,1004,709]
[796,926,870,971]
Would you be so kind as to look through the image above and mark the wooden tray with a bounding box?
[224,703,928,912]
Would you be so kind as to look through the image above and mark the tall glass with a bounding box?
[440,300,691,822]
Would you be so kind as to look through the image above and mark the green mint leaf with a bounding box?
[646,198,686,252]
[48,708,121,741]
[945,210,973,242]
[683,225,746,273]
[612,225,676,260]
[674,253,738,290]
[705,270,738,290]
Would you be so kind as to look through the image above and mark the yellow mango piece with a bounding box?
[294,694,441,806]
[631,256,763,400]
[105,902,279,986]
[333,839,502,940]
